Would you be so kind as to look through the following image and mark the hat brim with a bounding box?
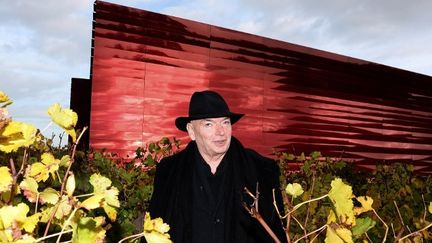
[175,113,244,132]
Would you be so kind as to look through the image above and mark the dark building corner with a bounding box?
[70,77,91,151]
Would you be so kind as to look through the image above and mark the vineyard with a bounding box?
[0,90,431,242]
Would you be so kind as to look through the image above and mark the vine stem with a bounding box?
[118,232,145,243]
[273,189,290,242]
[8,148,28,205]
[293,224,327,243]
[40,121,53,134]
[42,127,88,239]
[35,229,73,242]
[254,209,281,243]
[56,207,79,243]
[398,223,432,242]
[304,170,316,232]
[421,194,427,221]
[393,201,405,227]
[74,193,94,198]
[284,194,328,218]
[244,186,281,243]
[372,209,388,243]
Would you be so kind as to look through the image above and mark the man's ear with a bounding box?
[186,122,196,141]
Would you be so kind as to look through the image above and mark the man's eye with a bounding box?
[204,123,212,127]
[223,120,231,125]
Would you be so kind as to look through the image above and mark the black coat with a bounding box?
[148,137,287,243]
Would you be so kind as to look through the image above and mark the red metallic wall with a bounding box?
[89,1,432,172]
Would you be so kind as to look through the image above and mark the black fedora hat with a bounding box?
[175,90,244,131]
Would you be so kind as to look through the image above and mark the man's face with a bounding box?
[187,117,232,161]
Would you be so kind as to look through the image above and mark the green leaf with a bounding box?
[328,178,355,225]
[310,151,321,159]
[352,217,376,237]
[285,183,304,198]
[39,187,60,205]
[285,153,295,161]
[0,166,13,193]
[60,155,71,167]
[72,217,106,243]
[298,152,306,161]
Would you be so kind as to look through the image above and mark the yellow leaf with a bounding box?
[144,231,173,243]
[27,162,49,182]
[354,196,374,215]
[143,213,172,243]
[285,183,304,198]
[0,166,13,193]
[22,213,41,233]
[428,202,432,214]
[153,217,170,234]
[72,217,106,243]
[66,173,76,197]
[14,234,37,243]
[0,203,29,228]
[41,152,56,165]
[325,223,353,243]
[19,177,39,203]
[60,155,71,167]
[0,121,36,153]
[335,227,353,243]
[102,204,117,221]
[327,210,337,224]
[55,195,73,220]
[0,229,13,242]
[328,178,355,225]
[0,91,12,109]
[104,187,120,207]
[39,188,60,205]
[39,206,53,223]
[41,152,60,180]
[80,194,104,210]
[325,225,344,243]
[144,212,154,232]
[90,173,112,193]
[47,103,77,142]
[27,153,60,182]
[0,91,9,103]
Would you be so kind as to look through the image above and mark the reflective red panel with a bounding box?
[87,1,432,173]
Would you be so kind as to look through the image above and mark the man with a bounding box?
[149,90,286,243]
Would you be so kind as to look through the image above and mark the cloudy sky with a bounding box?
[1,0,431,143]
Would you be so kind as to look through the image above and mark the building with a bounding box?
[71,0,432,173]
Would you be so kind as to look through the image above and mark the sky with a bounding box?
[1,0,431,144]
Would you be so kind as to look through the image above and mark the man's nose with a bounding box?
[215,123,225,135]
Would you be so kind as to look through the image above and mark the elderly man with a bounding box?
[149,90,286,243]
